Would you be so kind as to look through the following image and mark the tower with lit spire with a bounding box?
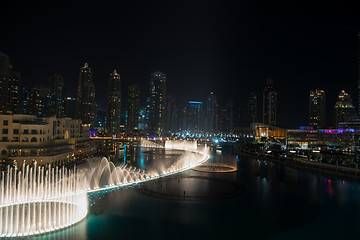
[148,71,166,135]
[76,63,96,128]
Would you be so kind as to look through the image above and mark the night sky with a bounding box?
[1,1,359,128]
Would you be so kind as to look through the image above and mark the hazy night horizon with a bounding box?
[1,1,360,239]
[1,1,359,128]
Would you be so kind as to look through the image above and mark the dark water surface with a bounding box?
[37,146,360,240]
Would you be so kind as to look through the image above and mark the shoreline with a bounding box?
[238,149,360,181]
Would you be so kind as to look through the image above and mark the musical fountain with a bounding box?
[0,164,88,237]
[164,140,198,151]
[81,157,152,191]
[0,140,209,237]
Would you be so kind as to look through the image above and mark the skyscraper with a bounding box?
[95,106,106,136]
[27,86,51,117]
[239,92,258,127]
[49,74,65,118]
[247,92,257,125]
[184,101,202,131]
[205,92,218,132]
[165,95,178,132]
[0,52,21,114]
[263,78,277,125]
[309,89,326,129]
[64,97,77,119]
[106,70,121,136]
[77,63,96,127]
[21,87,30,114]
[219,99,234,132]
[335,90,355,127]
[138,106,148,130]
[0,52,11,114]
[148,71,166,135]
[127,84,139,131]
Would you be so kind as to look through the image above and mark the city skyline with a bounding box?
[4,51,360,132]
[5,50,357,131]
[2,2,360,239]
[1,1,360,128]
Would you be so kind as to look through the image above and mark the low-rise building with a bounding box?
[252,123,359,151]
[0,114,96,167]
[251,123,287,141]
[287,128,359,150]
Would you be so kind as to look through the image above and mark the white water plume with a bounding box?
[0,164,88,237]
[0,140,210,237]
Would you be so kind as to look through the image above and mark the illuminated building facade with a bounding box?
[77,63,96,128]
[26,86,51,117]
[205,92,218,132]
[21,87,29,114]
[247,92,257,125]
[219,99,234,132]
[106,70,121,135]
[148,71,166,134]
[251,123,287,141]
[335,90,356,127]
[49,74,65,118]
[309,89,326,129]
[127,84,139,131]
[64,97,76,119]
[0,114,88,165]
[165,95,178,132]
[138,106,148,130]
[253,122,360,150]
[184,101,202,131]
[287,128,360,150]
[262,78,277,125]
[94,107,106,136]
[0,52,21,115]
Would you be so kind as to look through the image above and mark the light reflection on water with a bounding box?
[33,144,360,240]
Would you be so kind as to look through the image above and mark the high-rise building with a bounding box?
[236,104,245,127]
[9,71,21,114]
[165,95,178,132]
[219,100,234,132]
[106,70,121,136]
[0,52,11,114]
[127,84,140,131]
[205,92,218,132]
[184,101,202,131]
[27,86,51,117]
[0,52,21,114]
[138,106,148,130]
[309,89,326,129]
[238,92,258,127]
[263,78,277,125]
[77,63,96,128]
[148,71,166,135]
[21,87,30,114]
[247,92,257,125]
[335,90,356,127]
[95,107,106,136]
[64,97,77,119]
[49,74,65,118]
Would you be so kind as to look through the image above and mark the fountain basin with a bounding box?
[0,193,88,237]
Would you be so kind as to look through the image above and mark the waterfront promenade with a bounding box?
[239,149,360,180]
